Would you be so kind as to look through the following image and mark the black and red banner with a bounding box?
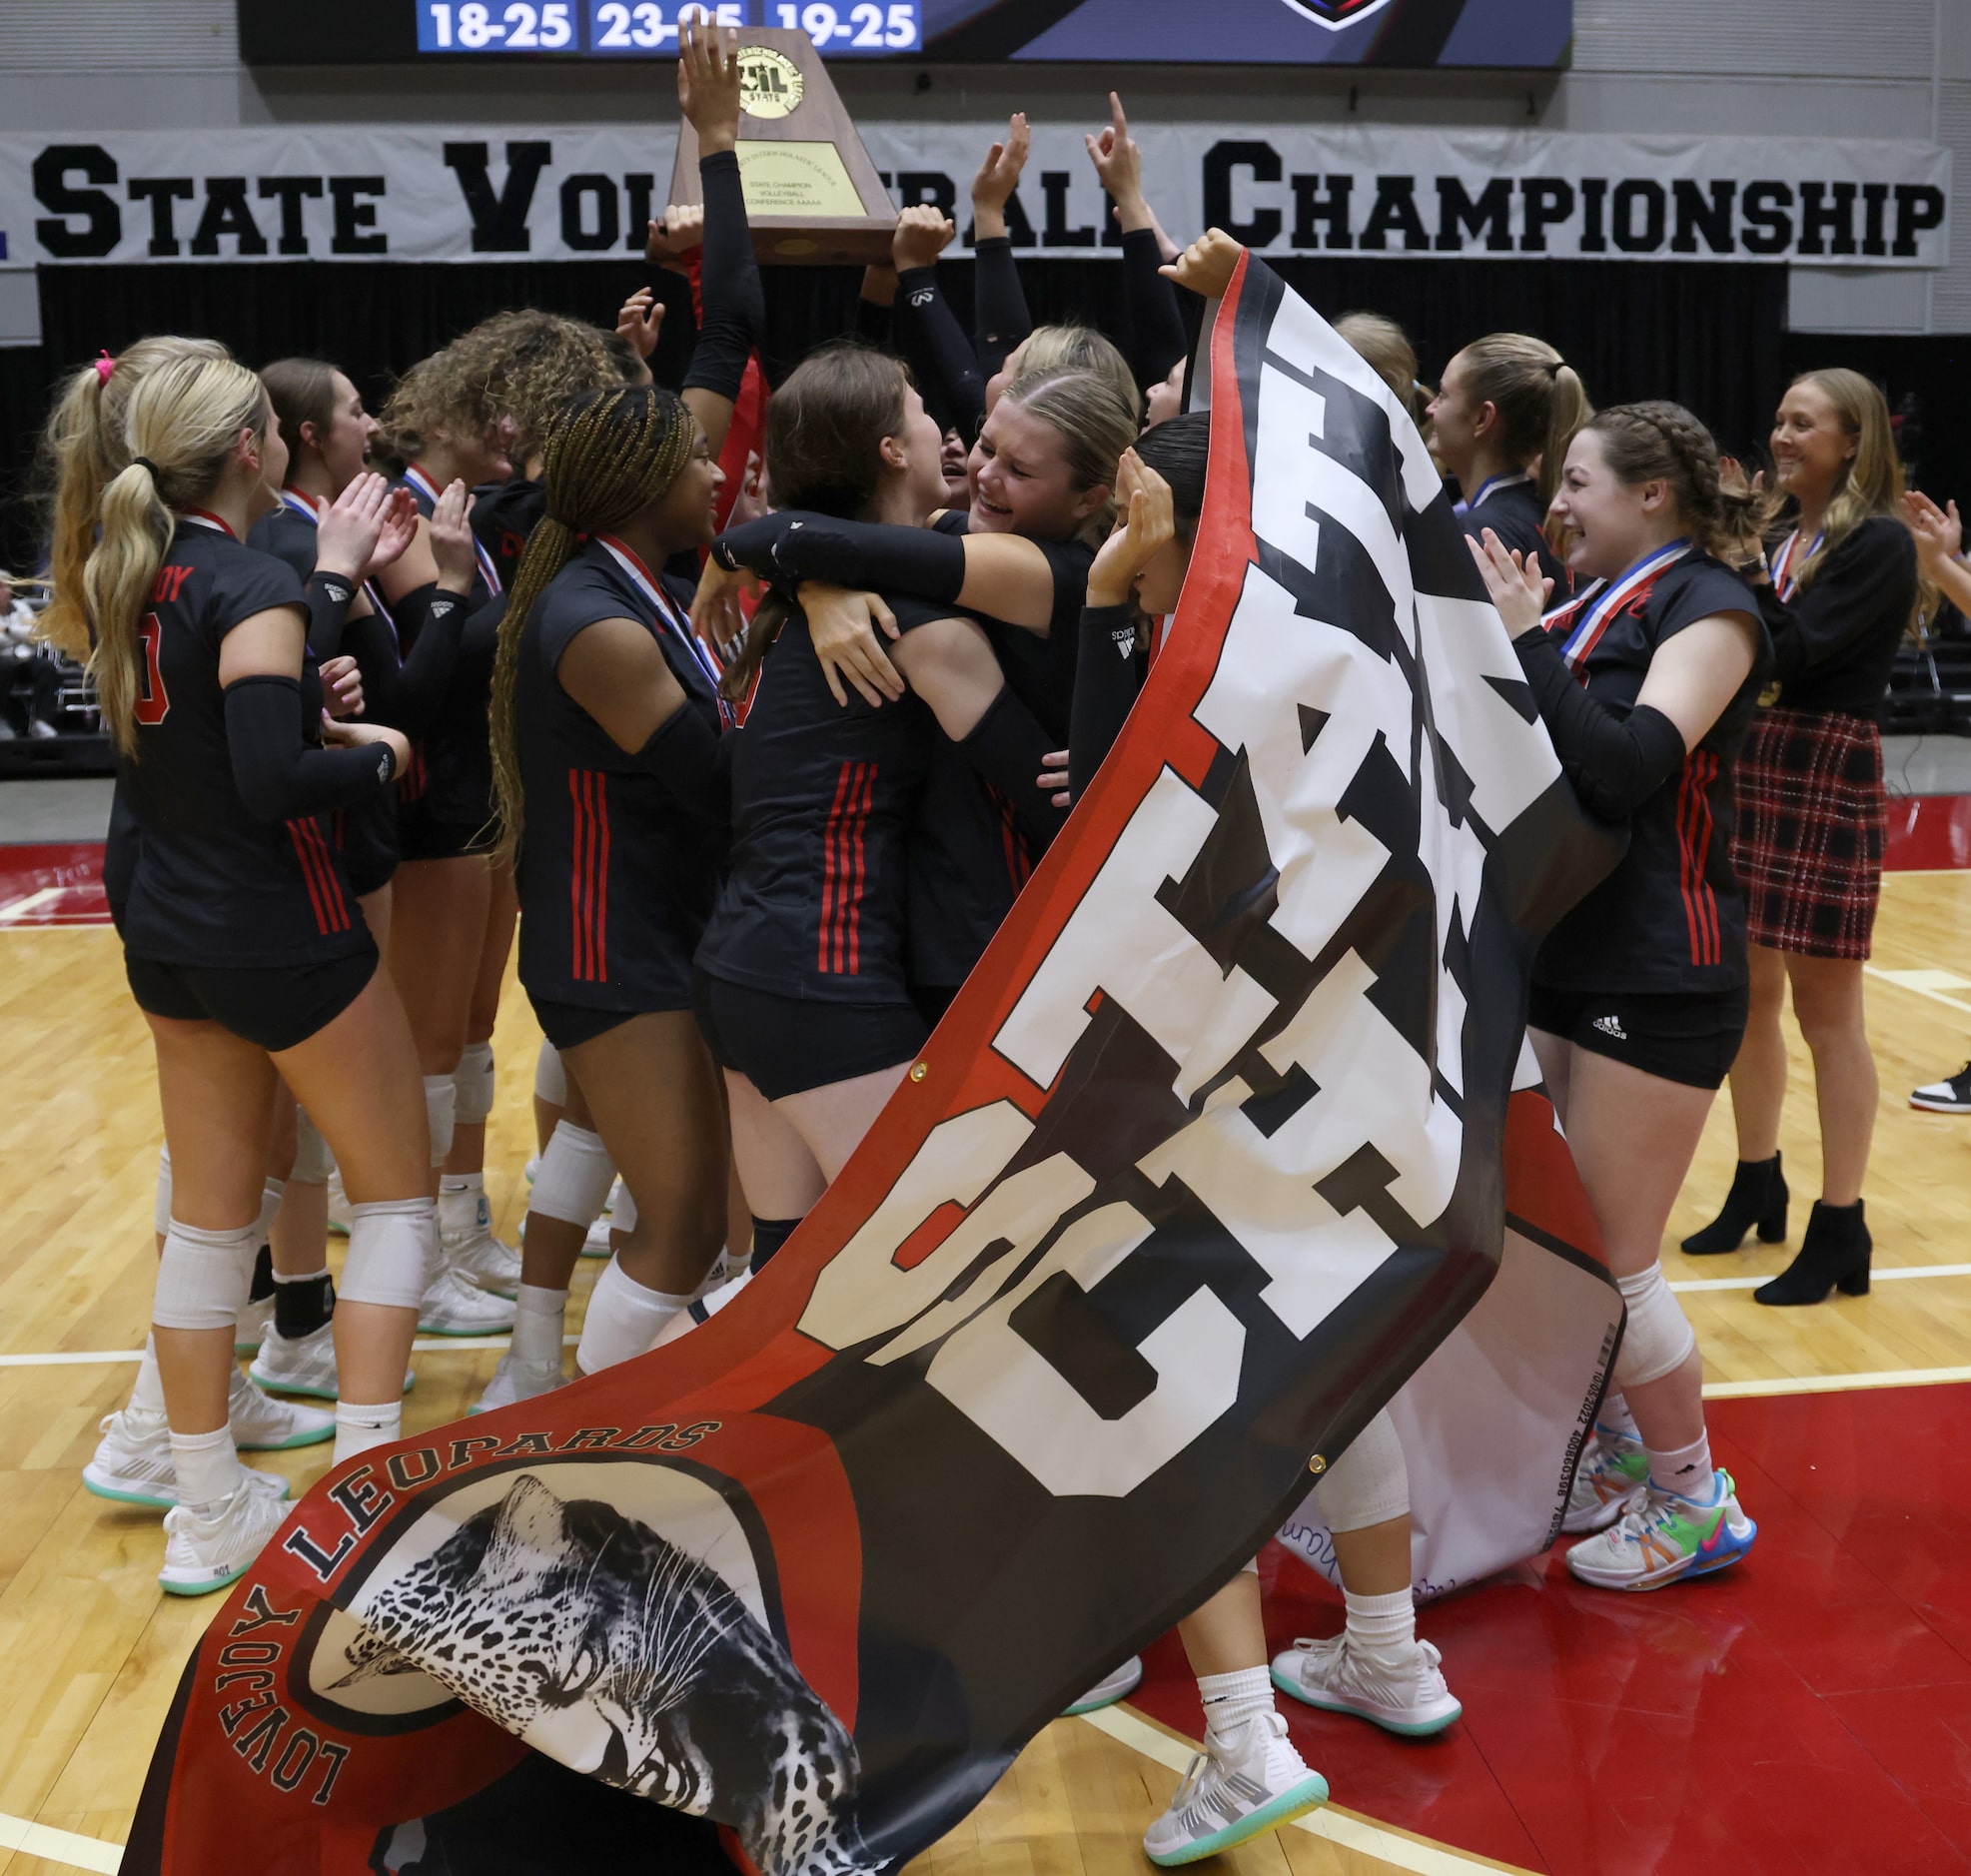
[128,251,1619,1876]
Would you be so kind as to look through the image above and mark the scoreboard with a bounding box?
[240,0,1572,68]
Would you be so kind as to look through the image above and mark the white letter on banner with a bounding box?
[925,1200,1247,1496]
[797,1105,1089,1352]
[994,767,1280,1100]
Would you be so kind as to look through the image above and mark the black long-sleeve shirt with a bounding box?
[1761,513,1916,719]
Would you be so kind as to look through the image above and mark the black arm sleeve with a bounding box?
[972,236,1033,381]
[714,512,969,607]
[1513,625,1688,821]
[894,265,986,437]
[303,571,357,663]
[225,674,394,822]
[1069,602,1144,796]
[635,699,729,838]
[343,608,403,729]
[853,290,893,346]
[385,587,469,738]
[680,150,764,405]
[957,683,1065,853]
[1120,228,1187,390]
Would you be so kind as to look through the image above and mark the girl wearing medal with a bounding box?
[479,384,733,1406]
[1426,331,1591,587]
[1681,372,1918,1305]
[1470,400,1769,1592]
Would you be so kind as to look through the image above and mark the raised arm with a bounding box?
[970,114,1035,378]
[1087,93,1186,389]
[890,206,985,437]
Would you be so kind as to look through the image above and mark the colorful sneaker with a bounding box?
[471,1350,568,1415]
[234,1294,276,1358]
[1561,1425,1650,1535]
[326,1168,351,1238]
[419,1263,516,1337]
[1910,1063,1971,1114]
[158,1478,292,1596]
[1564,1469,1757,1591]
[1066,1655,1143,1716]
[249,1321,417,1401]
[83,1408,290,1512]
[228,1366,334,1450]
[1271,1635,1461,1737]
[1142,1712,1327,1866]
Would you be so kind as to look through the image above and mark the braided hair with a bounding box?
[1582,401,1758,560]
[488,384,697,857]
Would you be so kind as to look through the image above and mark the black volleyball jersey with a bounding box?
[397,465,501,829]
[1532,545,1766,995]
[118,517,376,968]
[905,514,1090,989]
[472,476,546,595]
[516,537,726,1010]
[698,592,954,1006]
[1460,472,1571,601]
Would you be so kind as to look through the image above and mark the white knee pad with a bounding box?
[152,1219,259,1331]
[1316,1407,1411,1532]
[341,1198,438,1311]
[529,1123,616,1227]
[154,1144,173,1240]
[455,1042,495,1126]
[292,1109,334,1184]
[1613,1262,1698,1389]
[423,1075,458,1169]
[532,1039,567,1107]
[576,1256,681,1374]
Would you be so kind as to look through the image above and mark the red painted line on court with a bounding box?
[0,842,110,926]
[1885,793,1971,872]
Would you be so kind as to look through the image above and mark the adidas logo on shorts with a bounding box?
[1590,1014,1628,1041]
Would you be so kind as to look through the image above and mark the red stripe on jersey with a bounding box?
[568,770,589,980]
[1675,753,1721,969]
[303,818,351,932]
[818,760,857,974]
[287,820,334,935]
[568,770,601,982]
[844,762,875,976]
[1691,751,1721,965]
[590,771,611,982]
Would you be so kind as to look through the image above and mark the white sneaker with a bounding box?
[83,1408,290,1512]
[228,1366,334,1450]
[1142,1711,1328,1866]
[326,1168,351,1237]
[471,1349,568,1414]
[443,1187,522,1297]
[1909,1062,1971,1114]
[685,1266,753,1326]
[234,1294,276,1357]
[1564,1469,1758,1592]
[1562,1426,1650,1534]
[158,1479,292,1596]
[1271,1634,1462,1736]
[419,1263,516,1336]
[523,1156,540,1185]
[250,1320,417,1400]
[1065,1655,1143,1716]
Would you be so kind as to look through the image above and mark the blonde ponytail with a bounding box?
[37,338,230,659]
[82,355,266,756]
[1456,333,1594,507]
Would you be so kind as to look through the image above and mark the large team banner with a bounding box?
[127,252,1622,1875]
[1,124,1949,273]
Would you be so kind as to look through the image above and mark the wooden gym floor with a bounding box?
[0,851,1966,1875]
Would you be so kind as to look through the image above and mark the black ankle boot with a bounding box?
[1680,1154,1788,1256]
[1754,1200,1871,1306]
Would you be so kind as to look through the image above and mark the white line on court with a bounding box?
[1672,1261,1971,1293]
[0,887,70,923]
[0,1808,123,1873]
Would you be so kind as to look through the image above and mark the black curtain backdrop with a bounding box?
[0,254,1953,579]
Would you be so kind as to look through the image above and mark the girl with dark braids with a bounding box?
[1469,399,1769,1594]
[475,385,731,1410]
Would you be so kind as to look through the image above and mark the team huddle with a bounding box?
[37,23,1936,1869]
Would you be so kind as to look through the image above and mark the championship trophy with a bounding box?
[662,28,899,265]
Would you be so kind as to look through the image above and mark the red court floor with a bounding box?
[1132,1383,1971,1875]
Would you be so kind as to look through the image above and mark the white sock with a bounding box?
[1647,1430,1714,1502]
[334,1399,403,1464]
[512,1285,568,1367]
[257,1178,285,1242]
[1600,1392,1639,1440]
[130,1336,167,1417]
[170,1424,240,1511]
[1342,1585,1416,1662]
[439,1173,485,1234]
[1198,1666,1274,1752]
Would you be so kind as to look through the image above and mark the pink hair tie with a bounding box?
[94,351,116,384]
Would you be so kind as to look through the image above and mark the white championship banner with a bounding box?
[0,123,1950,271]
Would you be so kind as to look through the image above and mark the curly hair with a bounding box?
[1583,401,1757,561]
[378,311,621,470]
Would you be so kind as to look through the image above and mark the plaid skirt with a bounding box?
[1730,705,1885,959]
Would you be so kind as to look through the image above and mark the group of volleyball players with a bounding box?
[38,21,1938,1862]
